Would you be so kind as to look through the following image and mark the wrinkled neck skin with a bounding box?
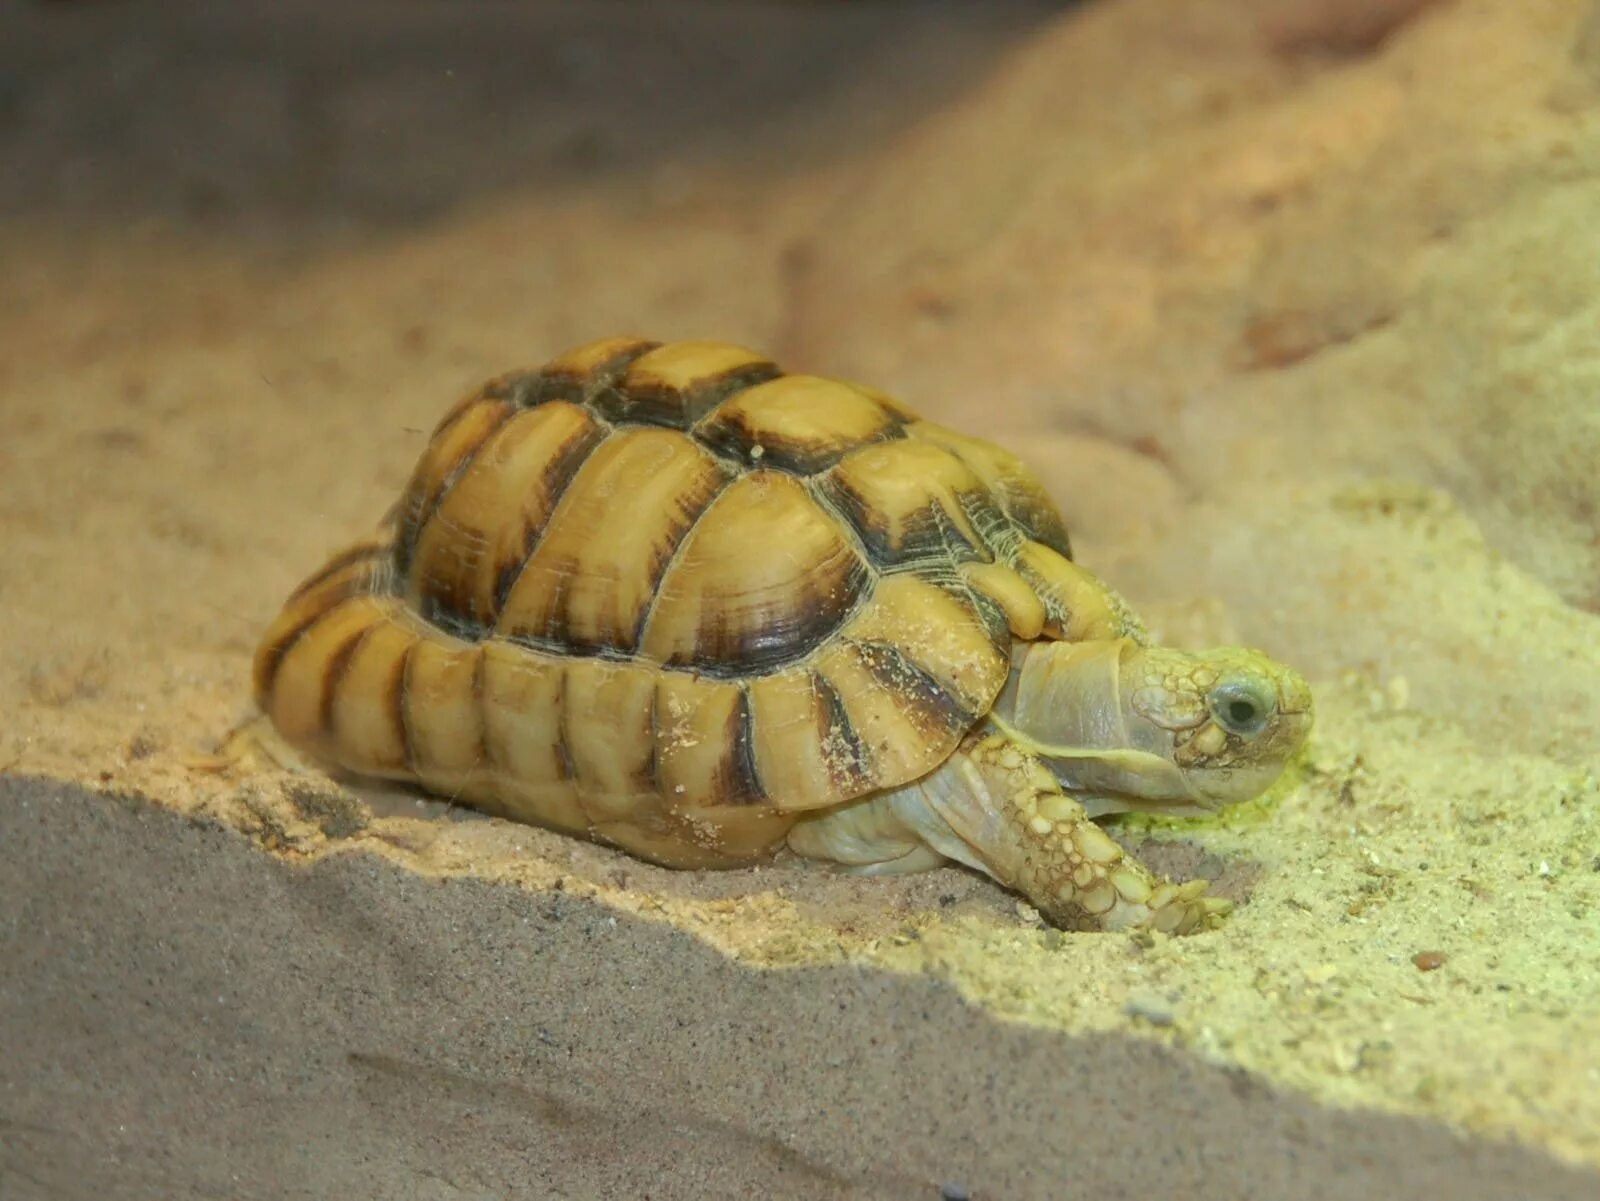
[990,638,1210,817]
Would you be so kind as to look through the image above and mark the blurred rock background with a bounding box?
[5,0,1594,769]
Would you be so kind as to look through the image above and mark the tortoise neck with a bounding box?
[990,638,1136,753]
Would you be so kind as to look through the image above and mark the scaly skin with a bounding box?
[789,636,1312,933]
[790,730,1228,933]
[950,733,1227,932]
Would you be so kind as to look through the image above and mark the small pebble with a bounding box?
[1413,950,1447,972]
[940,1185,970,1201]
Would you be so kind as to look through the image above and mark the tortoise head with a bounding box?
[994,639,1314,817]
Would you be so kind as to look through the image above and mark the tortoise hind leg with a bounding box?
[187,714,324,776]
[787,794,936,874]
[845,844,950,876]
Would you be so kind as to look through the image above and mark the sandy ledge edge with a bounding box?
[3,772,1595,1201]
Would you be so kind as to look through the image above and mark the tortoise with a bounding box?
[251,336,1312,933]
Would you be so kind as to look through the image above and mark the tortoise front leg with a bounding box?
[926,732,1228,932]
[793,731,1228,934]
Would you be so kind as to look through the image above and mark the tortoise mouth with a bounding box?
[1076,792,1216,820]
[1038,747,1219,817]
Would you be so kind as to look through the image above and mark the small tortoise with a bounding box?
[253,337,1312,933]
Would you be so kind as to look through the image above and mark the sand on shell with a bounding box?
[2,2,1597,1198]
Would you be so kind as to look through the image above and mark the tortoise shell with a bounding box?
[254,337,1103,867]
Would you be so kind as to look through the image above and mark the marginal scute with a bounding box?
[327,616,417,776]
[253,551,382,707]
[284,539,390,610]
[562,658,663,819]
[260,595,389,751]
[1015,540,1141,641]
[747,668,873,811]
[695,374,902,472]
[640,469,868,672]
[836,573,1009,719]
[852,640,974,743]
[810,639,961,793]
[959,561,1047,641]
[401,631,486,796]
[654,674,761,808]
[479,639,570,784]
[752,574,1001,810]
[427,373,517,439]
[475,640,588,834]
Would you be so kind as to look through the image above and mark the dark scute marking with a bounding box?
[503,632,637,666]
[318,620,379,735]
[630,471,733,650]
[389,640,416,771]
[582,341,663,391]
[960,583,1013,652]
[395,400,517,579]
[812,474,890,562]
[481,370,540,405]
[492,552,531,623]
[385,521,409,588]
[524,374,586,406]
[466,413,610,624]
[810,669,873,796]
[254,608,327,708]
[587,382,662,426]
[715,687,767,806]
[933,433,1074,561]
[816,474,986,569]
[1010,495,1073,560]
[686,556,870,675]
[507,553,580,649]
[553,662,576,783]
[418,590,490,643]
[427,385,493,439]
[467,645,491,773]
[286,542,388,606]
[923,489,992,565]
[527,341,662,411]
[696,415,905,475]
[592,362,782,429]
[882,560,1008,655]
[957,489,1026,562]
[644,683,664,795]
[848,638,974,741]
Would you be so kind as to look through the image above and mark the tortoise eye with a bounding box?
[1208,679,1274,739]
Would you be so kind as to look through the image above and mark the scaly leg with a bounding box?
[187,714,321,775]
[789,730,1228,934]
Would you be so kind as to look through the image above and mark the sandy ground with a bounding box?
[2,2,1598,1198]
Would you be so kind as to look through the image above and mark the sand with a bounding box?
[3,2,1598,1198]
